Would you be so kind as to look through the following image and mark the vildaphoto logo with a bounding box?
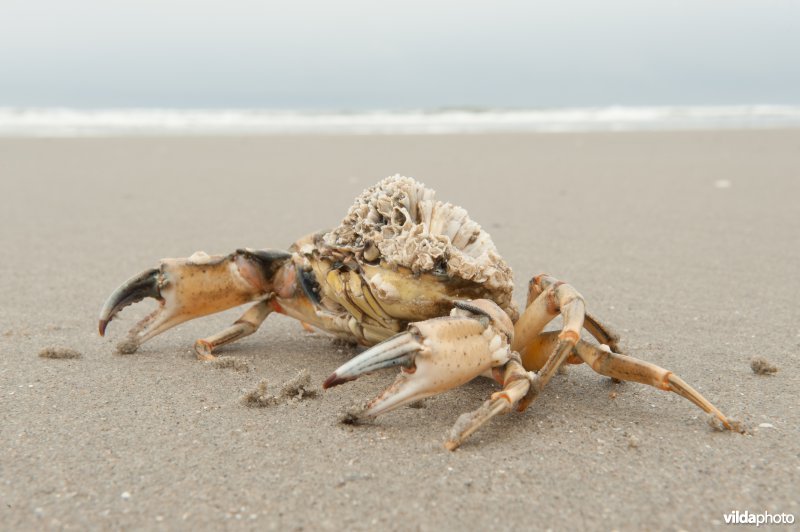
[723,510,795,526]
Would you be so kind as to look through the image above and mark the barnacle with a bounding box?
[323,175,516,319]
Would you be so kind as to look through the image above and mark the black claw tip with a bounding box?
[99,268,161,336]
[323,373,355,390]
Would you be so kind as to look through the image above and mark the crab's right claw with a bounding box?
[98,249,292,353]
[322,332,422,389]
[325,299,516,426]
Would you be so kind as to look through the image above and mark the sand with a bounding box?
[1,131,798,530]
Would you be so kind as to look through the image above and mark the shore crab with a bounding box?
[99,175,742,449]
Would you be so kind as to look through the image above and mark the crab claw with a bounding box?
[323,332,422,389]
[325,299,514,419]
[99,249,292,353]
[98,267,162,337]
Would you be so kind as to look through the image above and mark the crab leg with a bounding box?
[399,280,586,451]
[573,341,743,431]
[435,276,588,448]
[582,313,620,354]
[194,300,274,360]
[512,275,585,356]
[517,274,620,354]
[510,275,586,409]
[99,249,293,355]
[444,356,531,450]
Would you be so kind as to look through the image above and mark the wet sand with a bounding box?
[1,131,798,530]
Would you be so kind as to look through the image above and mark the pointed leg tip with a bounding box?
[728,418,749,434]
[444,440,459,451]
[706,414,748,434]
[194,339,216,360]
[98,319,108,337]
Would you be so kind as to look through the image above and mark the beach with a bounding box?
[1,130,798,530]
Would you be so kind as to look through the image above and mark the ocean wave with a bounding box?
[2,106,800,136]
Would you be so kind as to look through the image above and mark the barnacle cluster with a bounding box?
[323,175,515,317]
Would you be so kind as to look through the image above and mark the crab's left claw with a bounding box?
[324,299,516,421]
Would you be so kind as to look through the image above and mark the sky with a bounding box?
[1,0,799,109]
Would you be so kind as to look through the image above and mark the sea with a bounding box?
[2,106,800,136]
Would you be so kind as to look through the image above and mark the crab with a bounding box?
[99,175,742,449]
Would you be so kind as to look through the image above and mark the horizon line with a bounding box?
[3,105,800,136]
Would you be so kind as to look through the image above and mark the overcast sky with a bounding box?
[2,0,799,109]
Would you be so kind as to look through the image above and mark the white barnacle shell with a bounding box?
[187,251,213,265]
[322,175,516,318]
